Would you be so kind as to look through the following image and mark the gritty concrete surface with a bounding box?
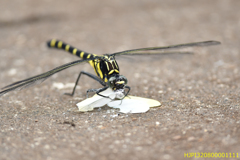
[0,0,240,160]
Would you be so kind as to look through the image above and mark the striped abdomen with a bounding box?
[47,39,96,60]
[47,39,100,77]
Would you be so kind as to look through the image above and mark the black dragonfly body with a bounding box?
[0,39,220,97]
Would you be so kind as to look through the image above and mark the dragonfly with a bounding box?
[0,39,220,98]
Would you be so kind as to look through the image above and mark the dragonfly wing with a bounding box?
[111,41,220,56]
[0,58,94,96]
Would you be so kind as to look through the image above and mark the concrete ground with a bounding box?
[0,0,239,159]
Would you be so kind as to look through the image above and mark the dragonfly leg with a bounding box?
[64,71,105,96]
[86,86,109,98]
[116,86,131,105]
[124,85,131,97]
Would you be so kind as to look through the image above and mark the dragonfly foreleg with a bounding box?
[86,86,109,98]
[64,71,106,96]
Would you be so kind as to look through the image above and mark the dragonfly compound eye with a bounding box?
[108,77,116,88]
[118,75,127,84]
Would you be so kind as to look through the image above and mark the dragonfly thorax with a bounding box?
[97,55,120,82]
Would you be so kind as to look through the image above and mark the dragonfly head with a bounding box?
[108,75,128,91]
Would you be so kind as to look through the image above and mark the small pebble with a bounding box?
[187,136,195,141]
[172,135,181,140]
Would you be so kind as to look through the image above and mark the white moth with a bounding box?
[76,88,161,113]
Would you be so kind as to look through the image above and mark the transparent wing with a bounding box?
[0,58,95,96]
[115,51,194,56]
[111,41,220,56]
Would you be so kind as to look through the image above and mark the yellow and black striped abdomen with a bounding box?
[47,39,96,60]
[47,39,101,78]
